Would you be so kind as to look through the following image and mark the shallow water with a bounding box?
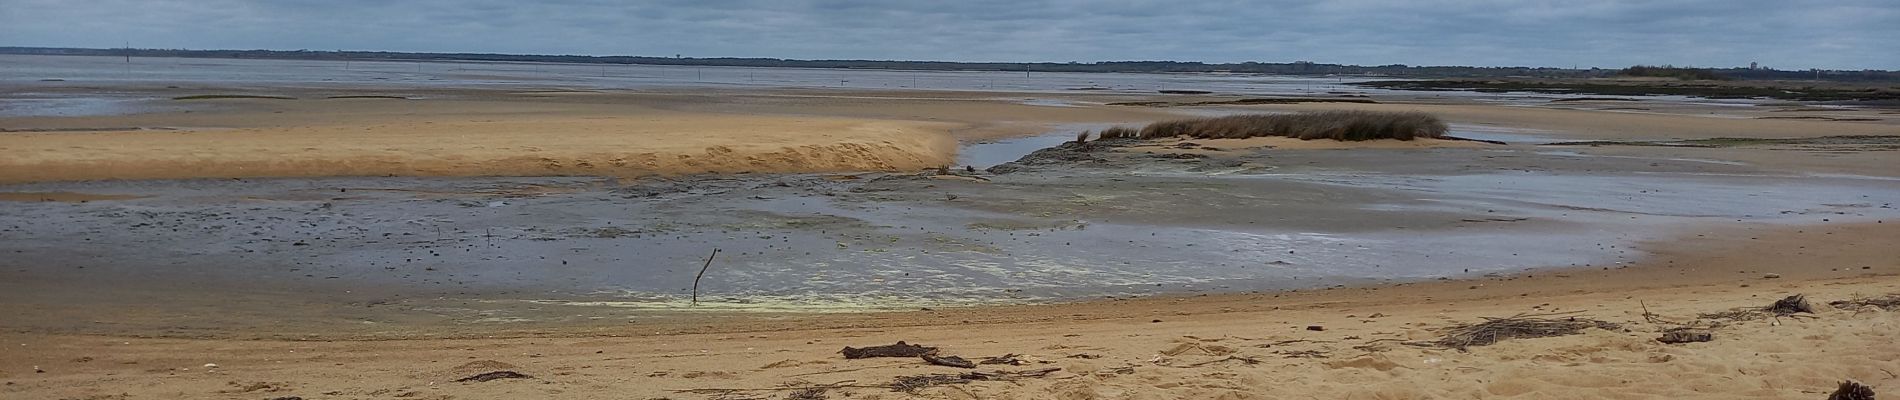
[0,54,1367,100]
[956,125,1113,168]
[0,93,191,118]
[1444,124,1570,144]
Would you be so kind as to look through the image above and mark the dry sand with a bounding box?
[2,222,1896,399]
[0,89,1195,183]
[0,110,958,184]
[4,88,1896,183]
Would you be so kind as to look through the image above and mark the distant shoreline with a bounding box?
[8,46,1895,81]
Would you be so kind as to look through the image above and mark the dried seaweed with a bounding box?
[1432,313,1620,350]
[840,342,937,359]
[1701,294,1818,321]
[1828,380,1875,400]
[1769,294,1815,315]
[889,368,1061,393]
[784,387,828,400]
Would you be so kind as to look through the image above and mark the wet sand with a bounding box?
[3,133,1897,335]
[2,222,1895,399]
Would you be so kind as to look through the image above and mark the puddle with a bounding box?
[1276,172,1900,221]
[1016,98,1084,108]
[957,124,1114,168]
[1534,150,1749,166]
[1445,124,1569,144]
[0,95,184,117]
[0,191,148,202]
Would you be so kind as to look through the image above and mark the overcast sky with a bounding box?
[3,0,1895,69]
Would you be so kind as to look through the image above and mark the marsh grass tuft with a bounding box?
[1095,111,1447,142]
[172,94,295,100]
[1096,126,1140,140]
[324,95,410,99]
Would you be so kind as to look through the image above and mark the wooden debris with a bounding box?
[922,354,976,369]
[841,341,937,359]
[978,354,1029,365]
[454,371,531,382]
[1830,295,1900,311]
[690,248,720,305]
[1182,356,1264,367]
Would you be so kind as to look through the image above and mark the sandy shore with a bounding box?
[5,86,1897,183]
[3,222,1894,399]
[5,81,1900,399]
[0,93,975,183]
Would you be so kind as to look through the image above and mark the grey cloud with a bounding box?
[1,0,1894,69]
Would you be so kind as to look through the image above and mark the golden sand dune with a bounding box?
[0,114,959,183]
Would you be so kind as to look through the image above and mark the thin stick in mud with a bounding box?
[692,248,720,305]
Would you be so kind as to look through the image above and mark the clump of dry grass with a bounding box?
[172,94,295,100]
[1096,126,1140,140]
[1112,111,1446,141]
[1432,313,1621,350]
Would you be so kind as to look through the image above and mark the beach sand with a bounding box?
[0,109,960,183]
[6,87,1895,183]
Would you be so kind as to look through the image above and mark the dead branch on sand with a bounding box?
[1180,356,1264,367]
[691,248,720,305]
[1830,294,1900,311]
[922,354,976,369]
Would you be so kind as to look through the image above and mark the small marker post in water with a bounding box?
[691,248,720,306]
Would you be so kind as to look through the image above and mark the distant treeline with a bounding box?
[1618,65,1732,80]
[5,46,1897,82]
